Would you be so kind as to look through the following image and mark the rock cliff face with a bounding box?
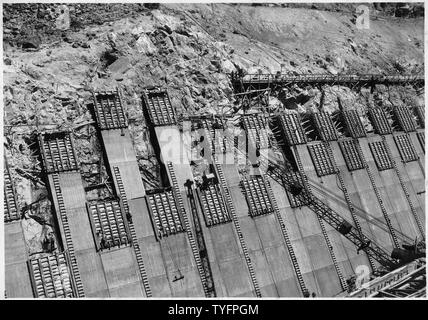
[3,3,424,254]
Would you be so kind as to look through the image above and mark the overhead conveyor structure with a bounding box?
[231,73,424,93]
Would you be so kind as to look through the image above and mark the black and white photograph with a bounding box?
[1,0,426,306]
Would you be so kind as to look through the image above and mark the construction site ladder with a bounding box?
[51,174,85,298]
[293,145,349,291]
[112,166,152,297]
[166,162,212,297]
[214,159,262,297]
[380,136,425,240]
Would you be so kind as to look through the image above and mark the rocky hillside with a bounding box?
[3,3,424,255]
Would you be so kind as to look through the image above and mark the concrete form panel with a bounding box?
[66,207,96,251]
[5,222,33,298]
[229,185,251,218]
[100,247,144,297]
[249,250,278,297]
[6,262,33,298]
[201,219,254,296]
[301,271,320,296]
[263,245,301,296]
[139,239,167,278]
[114,162,146,200]
[101,129,139,165]
[159,234,204,297]
[109,282,146,298]
[5,222,27,265]
[58,172,86,209]
[148,274,173,297]
[169,266,205,297]
[209,224,241,261]
[314,265,342,297]
[75,249,109,297]
[219,258,254,297]
[130,197,156,239]
[102,129,146,199]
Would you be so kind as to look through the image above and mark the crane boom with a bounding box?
[263,157,398,269]
[195,117,420,271]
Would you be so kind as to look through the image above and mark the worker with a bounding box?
[99,232,107,250]
[48,233,55,252]
[126,212,132,223]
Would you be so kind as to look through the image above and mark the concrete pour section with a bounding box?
[100,246,145,297]
[294,143,351,293]
[196,214,255,297]
[101,127,172,296]
[385,134,425,234]
[326,141,372,274]
[154,125,206,297]
[342,138,396,254]
[132,197,173,296]
[178,190,229,297]
[329,141,383,270]
[363,136,419,240]
[101,129,146,199]
[156,126,256,296]
[269,177,340,297]
[222,161,303,297]
[100,128,158,297]
[353,135,402,252]
[4,221,33,297]
[50,172,109,297]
